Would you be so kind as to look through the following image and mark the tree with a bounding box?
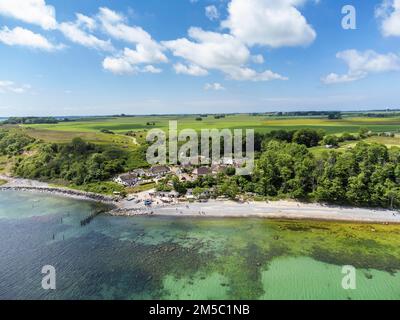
[359,128,370,139]
[328,112,342,120]
[173,177,187,195]
[217,179,239,199]
[292,129,325,148]
[193,187,206,198]
[255,141,316,198]
[385,184,400,209]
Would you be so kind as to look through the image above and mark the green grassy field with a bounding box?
[24,114,400,137]
[14,114,400,156]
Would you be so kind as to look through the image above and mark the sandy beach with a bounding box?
[111,199,400,224]
[1,174,400,223]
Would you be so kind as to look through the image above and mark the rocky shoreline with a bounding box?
[1,175,400,224]
[0,186,118,206]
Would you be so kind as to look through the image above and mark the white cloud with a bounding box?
[0,26,62,51]
[163,27,287,81]
[226,67,287,81]
[376,0,400,37]
[102,56,135,75]
[221,0,316,48]
[0,0,57,30]
[76,13,96,31]
[102,56,164,75]
[205,83,225,91]
[99,7,168,75]
[0,80,31,94]
[173,63,209,76]
[59,13,114,51]
[143,65,162,73]
[322,72,365,84]
[252,54,265,64]
[205,5,219,21]
[322,50,400,84]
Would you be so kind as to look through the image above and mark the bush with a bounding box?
[323,135,339,147]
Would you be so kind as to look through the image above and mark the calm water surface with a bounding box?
[1,190,399,300]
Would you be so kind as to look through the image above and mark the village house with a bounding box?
[193,167,211,177]
[132,168,147,177]
[114,172,139,187]
[148,165,170,178]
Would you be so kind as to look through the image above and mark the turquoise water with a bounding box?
[0,190,400,300]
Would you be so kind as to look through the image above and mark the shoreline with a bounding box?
[111,200,400,224]
[0,175,118,206]
[1,175,400,224]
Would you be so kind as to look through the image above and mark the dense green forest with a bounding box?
[1,127,399,209]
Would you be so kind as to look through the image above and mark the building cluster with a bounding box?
[114,157,248,188]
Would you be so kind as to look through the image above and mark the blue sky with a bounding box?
[0,0,400,116]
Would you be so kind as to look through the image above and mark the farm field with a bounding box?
[23,114,400,137]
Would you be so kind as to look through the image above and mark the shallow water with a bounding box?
[0,190,399,300]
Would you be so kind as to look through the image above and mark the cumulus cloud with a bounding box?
[205,5,219,21]
[98,7,167,74]
[376,0,400,37]
[221,0,316,48]
[205,83,225,90]
[102,56,135,75]
[322,50,400,84]
[163,27,287,81]
[0,80,31,94]
[102,56,163,75]
[173,63,209,76]
[59,13,114,51]
[0,0,57,30]
[0,26,63,51]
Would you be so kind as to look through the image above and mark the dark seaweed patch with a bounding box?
[310,246,400,275]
